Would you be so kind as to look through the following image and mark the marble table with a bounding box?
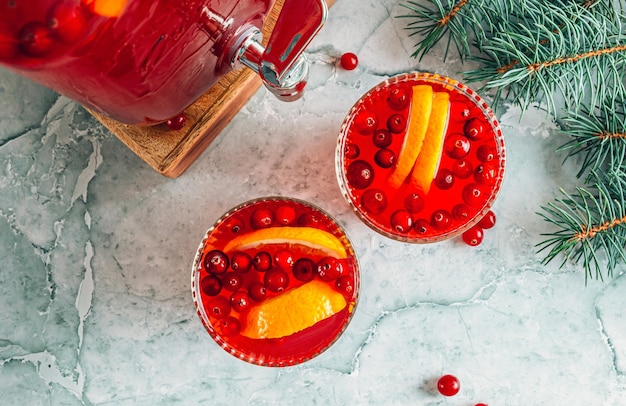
[1,0,624,404]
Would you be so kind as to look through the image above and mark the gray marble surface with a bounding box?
[1,0,625,405]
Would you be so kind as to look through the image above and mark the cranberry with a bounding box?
[292,258,316,282]
[390,210,413,233]
[413,219,431,235]
[346,160,374,189]
[230,251,252,273]
[452,203,471,222]
[204,250,229,275]
[431,209,451,229]
[47,2,88,43]
[223,273,243,291]
[474,163,498,185]
[453,158,473,179]
[361,189,387,214]
[340,52,358,70]
[274,250,294,269]
[345,143,360,159]
[298,212,323,227]
[206,296,231,319]
[462,225,484,246]
[316,257,344,282]
[374,148,396,168]
[0,24,18,60]
[478,210,496,229]
[264,268,290,292]
[475,403,488,406]
[372,128,392,148]
[387,113,407,134]
[253,251,272,272]
[230,290,251,312]
[219,316,241,337]
[464,117,485,140]
[19,22,54,57]
[248,281,267,302]
[477,144,496,162]
[275,205,297,225]
[224,217,244,233]
[388,86,410,110]
[166,113,187,130]
[404,192,425,213]
[250,208,274,229]
[434,168,455,190]
[437,374,460,396]
[354,110,378,135]
[200,275,222,296]
[335,275,354,296]
[444,133,470,158]
[451,102,472,122]
[463,183,487,207]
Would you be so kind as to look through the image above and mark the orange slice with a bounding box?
[410,92,450,193]
[240,280,347,339]
[388,85,433,188]
[222,226,348,258]
[92,0,127,17]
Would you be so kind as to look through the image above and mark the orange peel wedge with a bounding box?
[91,0,128,17]
[240,280,348,339]
[222,226,348,258]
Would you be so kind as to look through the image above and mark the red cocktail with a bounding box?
[191,197,359,367]
[336,72,505,243]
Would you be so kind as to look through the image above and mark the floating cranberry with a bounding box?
[274,250,295,269]
[474,163,498,185]
[374,148,396,168]
[464,117,485,140]
[463,183,487,207]
[316,257,344,281]
[435,168,455,190]
[0,24,18,60]
[19,22,54,57]
[450,102,472,122]
[431,209,451,229]
[346,160,374,189]
[219,316,241,337]
[475,403,488,406]
[453,158,473,179]
[200,275,222,296]
[264,268,290,292]
[390,210,413,233]
[298,212,323,227]
[48,2,88,43]
[230,251,252,273]
[477,144,496,162]
[253,251,272,272]
[354,110,378,135]
[413,219,430,235]
[248,281,267,302]
[387,113,407,134]
[292,258,316,282]
[388,86,410,110]
[462,225,484,246]
[345,143,360,159]
[223,273,243,291]
[204,250,229,275]
[404,192,425,213]
[340,52,358,70]
[444,133,471,158]
[335,275,354,296]
[206,296,231,319]
[166,113,187,130]
[361,189,387,214]
[275,205,297,225]
[452,203,471,222]
[478,210,496,229]
[230,290,251,312]
[372,128,392,148]
[224,217,244,233]
[437,374,460,396]
[250,207,274,229]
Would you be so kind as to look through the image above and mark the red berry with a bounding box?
[253,251,272,272]
[387,113,407,133]
[275,205,297,225]
[230,251,252,273]
[274,249,294,269]
[464,117,485,140]
[345,143,360,159]
[223,273,243,291]
[200,275,222,296]
[204,250,229,275]
[47,2,88,43]
[372,128,392,148]
[19,22,54,57]
[250,208,274,229]
[206,296,231,319]
[248,281,267,302]
[224,217,244,233]
[474,163,498,185]
[463,183,488,207]
[434,168,455,190]
[219,316,241,337]
[475,404,488,406]
[166,113,187,130]
[335,275,354,296]
[0,24,18,60]
[437,374,460,397]
[390,210,413,233]
[477,144,496,162]
[346,160,374,189]
[292,258,316,282]
[413,219,430,235]
[451,102,472,122]
[452,203,471,222]
[298,212,323,227]
[453,158,473,179]
[264,268,290,292]
[354,110,378,135]
[404,192,425,213]
[340,52,358,70]
[431,209,451,230]
[478,210,496,229]
[462,225,484,246]
[444,133,470,158]
[374,148,396,168]
[387,86,410,110]
[361,189,387,214]
[316,257,344,282]
[230,290,251,312]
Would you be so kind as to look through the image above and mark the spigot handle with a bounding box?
[261,0,327,84]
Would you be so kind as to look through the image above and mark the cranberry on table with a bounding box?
[165,113,187,130]
[340,52,358,70]
[478,210,497,229]
[437,374,460,396]
[204,250,229,275]
[462,224,484,246]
